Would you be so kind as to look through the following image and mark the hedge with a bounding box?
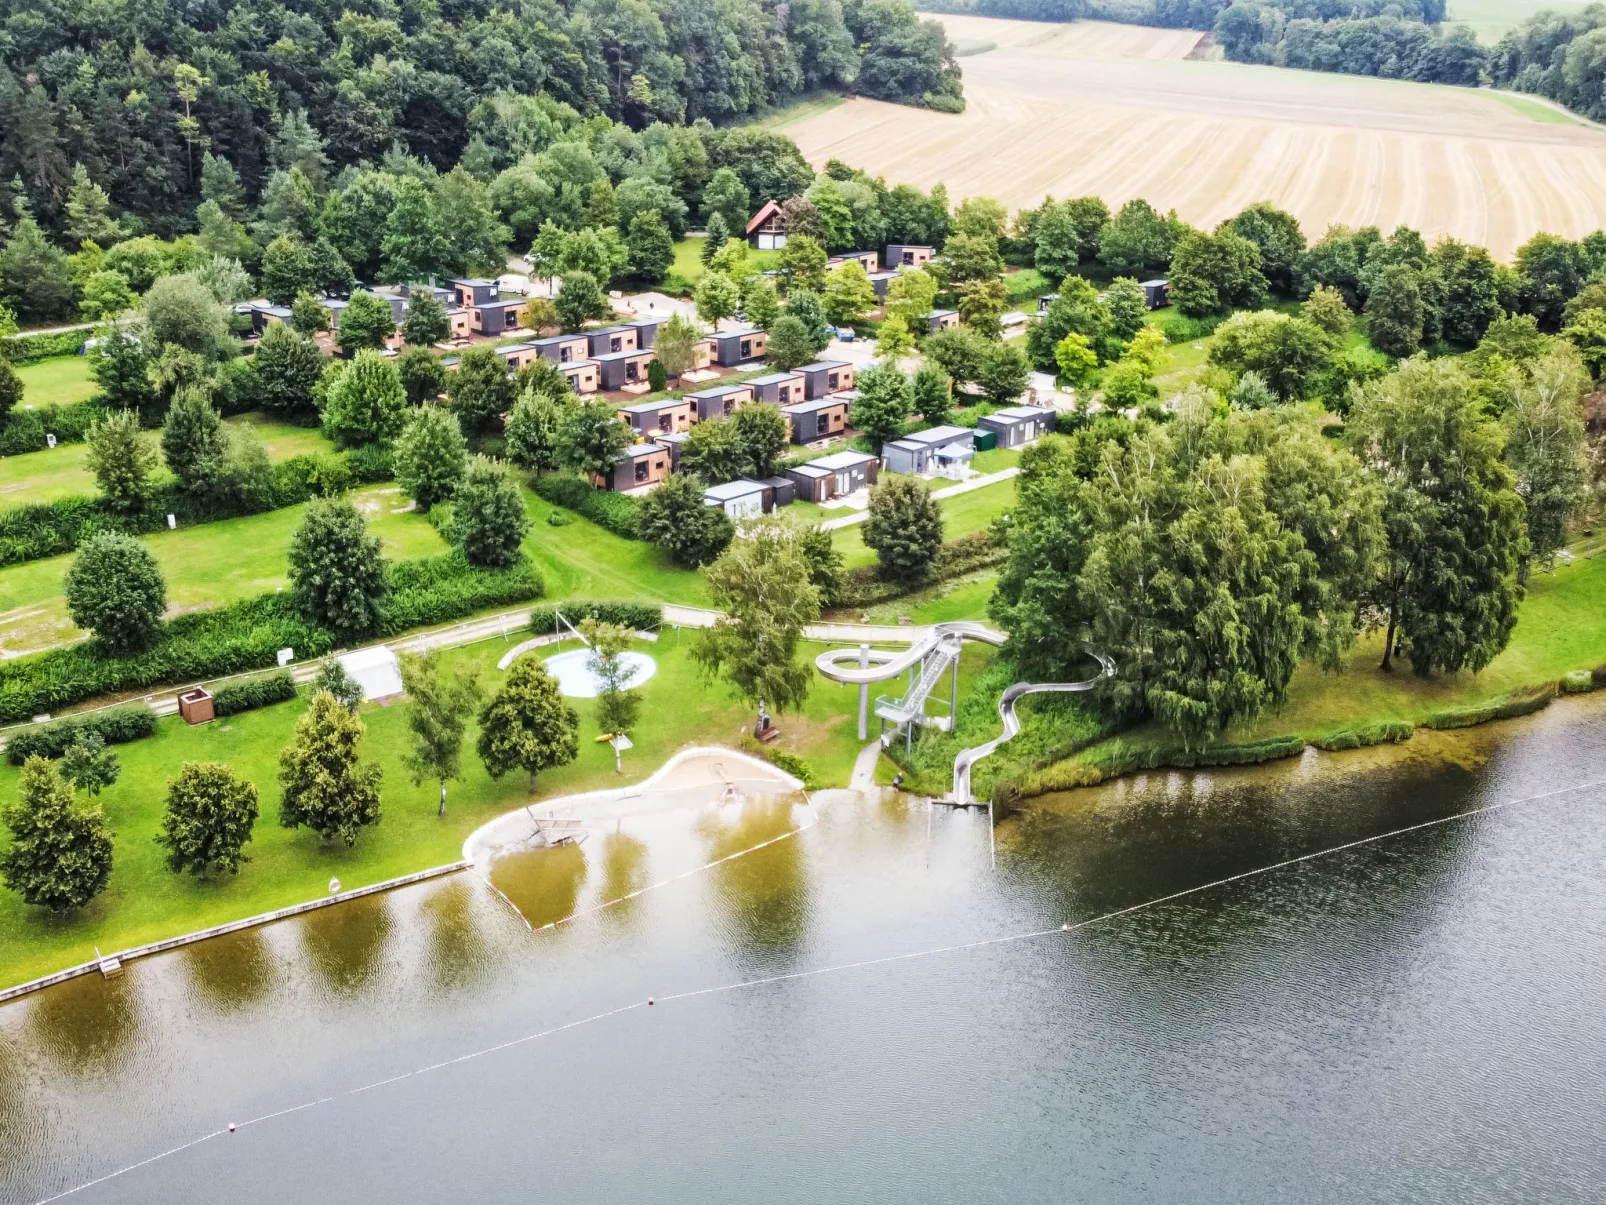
[1022,734,1309,795]
[1312,721,1414,752]
[0,445,396,569]
[212,670,298,717]
[527,600,662,633]
[835,530,1006,609]
[1423,684,1555,731]
[5,704,157,764]
[0,399,107,455]
[0,331,89,364]
[0,552,544,723]
[379,552,544,635]
[531,473,643,539]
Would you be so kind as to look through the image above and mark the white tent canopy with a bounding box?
[338,645,405,701]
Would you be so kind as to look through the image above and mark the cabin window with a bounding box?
[816,415,829,437]
[634,460,649,483]
[610,337,622,353]
[723,399,734,416]
[658,414,671,433]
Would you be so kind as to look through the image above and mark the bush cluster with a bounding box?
[0,553,541,723]
[526,600,662,634]
[211,671,298,717]
[0,400,107,455]
[0,445,396,569]
[531,473,642,540]
[1312,721,1414,752]
[5,704,156,764]
[834,531,1006,608]
[0,331,88,363]
[1424,685,1556,731]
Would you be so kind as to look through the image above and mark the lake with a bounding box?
[3,696,1604,1204]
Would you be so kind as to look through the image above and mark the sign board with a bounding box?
[609,734,633,752]
[45,434,55,449]
[277,647,294,667]
[166,514,177,529]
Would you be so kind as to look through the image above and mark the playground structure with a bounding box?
[815,626,1114,805]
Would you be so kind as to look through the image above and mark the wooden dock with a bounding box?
[529,813,586,845]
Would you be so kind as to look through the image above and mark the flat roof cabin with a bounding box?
[927,309,959,335]
[468,298,522,337]
[867,271,899,303]
[618,396,695,436]
[450,278,498,307]
[709,328,767,366]
[886,244,934,268]
[686,383,756,422]
[605,442,671,492]
[625,317,664,348]
[785,449,878,503]
[828,250,879,273]
[978,405,1054,448]
[703,478,769,520]
[797,360,855,399]
[1140,279,1170,310]
[559,359,600,394]
[782,395,850,445]
[587,326,640,356]
[595,348,657,391]
[749,372,805,406]
[1037,293,1059,314]
[532,333,591,364]
[882,425,976,477]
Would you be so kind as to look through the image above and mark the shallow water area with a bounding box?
[2,697,1605,1204]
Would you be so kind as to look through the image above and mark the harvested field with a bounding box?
[790,15,1606,260]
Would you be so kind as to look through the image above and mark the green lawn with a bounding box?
[1450,0,1581,43]
[1490,91,1586,126]
[737,90,846,132]
[853,573,999,625]
[0,485,445,655]
[670,239,781,288]
[14,355,95,408]
[832,476,1017,568]
[0,413,334,508]
[521,489,709,606]
[0,631,872,988]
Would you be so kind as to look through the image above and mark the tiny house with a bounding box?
[450,278,498,308]
[625,317,664,348]
[618,397,695,436]
[446,306,471,338]
[797,361,855,399]
[785,450,878,503]
[703,479,769,519]
[559,359,600,394]
[686,383,756,422]
[469,299,523,336]
[587,326,640,357]
[250,304,292,335]
[1140,279,1171,310]
[708,328,767,366]
[828,250,879,273]
[886,244,934,268]
[532,333,591,364]
[750,372,805,406]
[978,405,1054,449]
[928,309,960,334]
[882,425,976,477]
[605,442,671,492]
[595,348,657,391]
[868,271,899,303]
[496,343,539,371]
[782,396,850,445]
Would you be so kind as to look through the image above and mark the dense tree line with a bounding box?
[915,0,1442,32]
[1489,7,1606,123]
[1213,4,1483,85]
[0,0,960,244]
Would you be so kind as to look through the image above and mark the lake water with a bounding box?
[3,697,1605,1204]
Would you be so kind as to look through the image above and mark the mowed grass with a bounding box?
[0,485,446,655]
[832,476,1017,569]
[520,489,708,606]
[0,413,334,508]
[0,631,872,988]
[1490,91,1588,126]
[669,238,781,287]
[14,355,95,407]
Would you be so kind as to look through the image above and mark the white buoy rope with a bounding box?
[27,775,1604,1205]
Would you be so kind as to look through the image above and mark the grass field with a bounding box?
[831,475,1016,569]
[0,629,902,988]
[788,14,1606,261]
[0,413,334,508]
[1450,0,1581,43]
[670,238,781,285]
[14,355,96,408]
[0,485,445,655]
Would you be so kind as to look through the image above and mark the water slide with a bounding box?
[949,645,1116,806]
[815,622,1009,740]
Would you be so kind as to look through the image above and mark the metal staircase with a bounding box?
[874,633,962,731]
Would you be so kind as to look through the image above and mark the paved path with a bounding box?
[819,466,1020,531]
[849,738,887,791]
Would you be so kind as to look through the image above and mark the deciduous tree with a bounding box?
[505,388,567,472]
[864,473,944,584]
[65,532,167,653]
[61,733,120,796]
[456,456,530,567]
[399,651,483,816]
[402,293,450,346]
[0,757,113,911]
[394,405,468,508]
[449,345,517,433]
[336,291,396,353]
[476,654,578,791]
[555,270,608,331]
[397,345,448,405]
[156,761,260,876]
[731,401,789,477]
[287,498,388,641]
[322,349,407,446]
[637,471,735,566]
[850,361,914,452]
[560,402,630,479]
[822,261,877,327]
[578,618,642,738]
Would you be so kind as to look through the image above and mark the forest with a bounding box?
[0,0,963,239]
[1489,6,1606,123]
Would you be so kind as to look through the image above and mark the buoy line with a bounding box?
[26,774,1603,1205]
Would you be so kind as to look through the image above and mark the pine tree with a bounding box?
[278,691,383,846]
[162,384,229,500]
[64,164,118,248]
[701,212,731,266]
[85,409,156,516]
[0,757,114,912]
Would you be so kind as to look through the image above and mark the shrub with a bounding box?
[6,705,157,765]
[0,330,89,363]
[531,473,643,539]
[379,551,543,635]
[526,601,660,634]
[1312,721,1414,752]
[1424,685,1556,730]
[212,670,298,716]
[0,400,108,455]
[64,531,167,654]
[1562,669,1595,694]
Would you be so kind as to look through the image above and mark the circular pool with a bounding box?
[542,647,656,697]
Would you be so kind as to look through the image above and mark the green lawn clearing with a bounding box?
[14,355,96,408]
[520,488,709,606]
[851,573,999,626]
[0,412,334,508]
[0,485,446,655]
[0,630,871,988]
[832,475,1017,568]
[669,239,781,288]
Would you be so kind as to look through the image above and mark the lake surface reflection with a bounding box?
[3,698,1605,1204]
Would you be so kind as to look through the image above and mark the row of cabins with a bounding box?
[242,278,536,342]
